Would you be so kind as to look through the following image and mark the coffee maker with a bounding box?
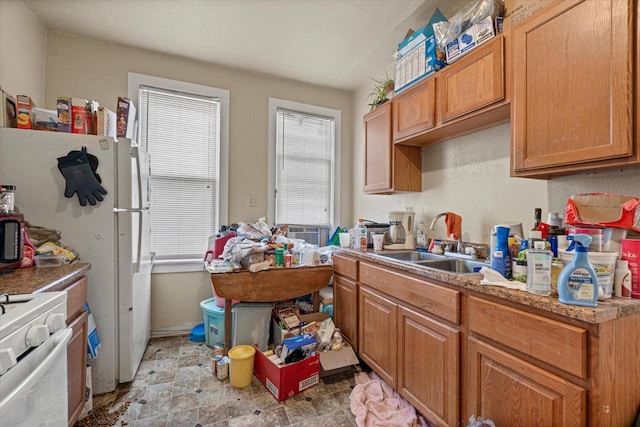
[384,210,415,250]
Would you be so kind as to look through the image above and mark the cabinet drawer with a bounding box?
[333,254,358,280]
[359,262,460,324]
[65,276,87,321]
[468,296,587,379]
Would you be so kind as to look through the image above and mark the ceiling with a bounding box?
[22,0,449,92]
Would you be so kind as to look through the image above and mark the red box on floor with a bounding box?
[253,345,320,402]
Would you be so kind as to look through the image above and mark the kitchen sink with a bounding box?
[415,258,486,274]
[374,250,485,275]
[374,251,446,262]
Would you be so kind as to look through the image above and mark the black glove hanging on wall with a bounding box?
[57,147,108,206]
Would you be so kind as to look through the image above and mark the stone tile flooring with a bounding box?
[78,335,358,427]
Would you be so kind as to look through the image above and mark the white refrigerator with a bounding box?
[0,127,152,394]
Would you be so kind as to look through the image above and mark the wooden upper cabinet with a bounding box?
[363,101,421,194]
[393,76,436,142]
[363,102,393,193]
[437,35,505,123]
[511,0,636,177]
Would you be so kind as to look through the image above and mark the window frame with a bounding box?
[128,72,229,273]
[267,98,341,230]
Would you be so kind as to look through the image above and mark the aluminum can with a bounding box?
[216,356,229,380]
[213,342,225,356]
[212,355,222,375]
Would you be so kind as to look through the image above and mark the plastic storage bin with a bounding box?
[200,298,225,347]
[228,345,256,388]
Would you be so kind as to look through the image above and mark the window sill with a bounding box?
[151,258,207,274]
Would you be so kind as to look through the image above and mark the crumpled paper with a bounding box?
[479,266,526,291]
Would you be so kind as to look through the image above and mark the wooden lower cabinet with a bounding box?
[358,286,398,387]
[333,274,358,352]
[466,337,586,427]
[62,276,88,427]
[398,306,460,427]
[67,310,88,426]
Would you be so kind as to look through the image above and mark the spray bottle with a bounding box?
[557,234,599,307]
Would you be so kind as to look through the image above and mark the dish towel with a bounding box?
[445,212,462,241]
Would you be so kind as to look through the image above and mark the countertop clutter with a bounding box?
[338,248,640,324]
[0,263,91,294]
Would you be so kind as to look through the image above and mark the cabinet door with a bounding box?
[398,306,460,427]
[437,36,504,123]
[466,337,586,427]
[393,76,436,142]
[67,310,88,427]
[363,102,393,193]
[358,286,397,387]
[334,274,358,352]
[511,0,635,175]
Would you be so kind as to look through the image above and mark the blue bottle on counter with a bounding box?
[490,225,512,279]
[557,234,599,307]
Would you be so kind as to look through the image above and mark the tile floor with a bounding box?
[77,335,358,427]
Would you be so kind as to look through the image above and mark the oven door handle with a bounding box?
[0,328,71,408]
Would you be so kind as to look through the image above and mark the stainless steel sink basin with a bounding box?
[374,250,485,275]
[374,251,446,262]
[416,258,486,274]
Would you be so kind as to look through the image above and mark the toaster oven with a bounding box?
[0,214,24,271]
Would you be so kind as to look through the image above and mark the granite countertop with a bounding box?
[0,263,91,294]
[336,248,640,324]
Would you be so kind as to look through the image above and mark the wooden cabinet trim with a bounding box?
[333,274,358,352]
[363,102,393,193]
[67,310,88,427]
[437,35,505,123]
[468,296,587,379]
[65,276,87,321]
[359,261,460,324]
[333,254,358,281]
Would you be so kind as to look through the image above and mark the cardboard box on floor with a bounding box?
[253,345,320,402]
[271,311,330,347]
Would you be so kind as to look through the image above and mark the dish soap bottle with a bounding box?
[490,225,512,279]
[557,234,599,307]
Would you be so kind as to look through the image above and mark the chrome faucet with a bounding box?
[429,212,464,253]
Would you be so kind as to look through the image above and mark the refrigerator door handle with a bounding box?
[113,207,149,213]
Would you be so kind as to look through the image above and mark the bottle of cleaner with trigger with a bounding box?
[557,234,599,307]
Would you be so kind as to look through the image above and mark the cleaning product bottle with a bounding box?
[557,234,599,307]
[614,259,632,298]
[526,240,552,296]
[354,218,367,251]
[416,222,428,249]
[490,225,511,279]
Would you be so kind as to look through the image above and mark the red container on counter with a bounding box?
[621,239,640,299]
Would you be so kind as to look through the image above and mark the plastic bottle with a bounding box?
[532,208,542,231]
[354,219,367,251]
[416,222,428,249]
[526,240,553,296]
[614,259,632,298]
[490,225,512,279]
[557,234,599,307]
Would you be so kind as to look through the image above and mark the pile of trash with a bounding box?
[204,217,333,273]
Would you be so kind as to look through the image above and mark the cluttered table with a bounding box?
[210,265,333,352]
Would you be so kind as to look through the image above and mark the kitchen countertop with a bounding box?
[0,263,91,294]
[336,248,640,324]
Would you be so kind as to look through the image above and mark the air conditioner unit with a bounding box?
[285,225,330,247]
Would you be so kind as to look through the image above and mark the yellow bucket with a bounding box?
[228,345,256,388]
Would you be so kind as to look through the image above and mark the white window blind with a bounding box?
[275,108,334,226]
[139,86,220,259]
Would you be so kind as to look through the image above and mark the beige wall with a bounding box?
[0,0,46,105]
[42,32,353,332]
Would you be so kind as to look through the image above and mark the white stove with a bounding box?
[0,292,71,427]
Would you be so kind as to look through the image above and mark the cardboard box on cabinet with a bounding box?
[503,0,557,29]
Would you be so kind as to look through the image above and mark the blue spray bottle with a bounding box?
[490,225,511,279]
[557,234,599,307]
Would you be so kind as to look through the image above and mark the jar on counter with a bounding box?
[0,185,16,214]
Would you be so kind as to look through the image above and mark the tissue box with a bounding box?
[445,16,497,63]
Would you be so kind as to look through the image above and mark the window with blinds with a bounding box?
[138,85,220,260]
[274,106,337,228]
